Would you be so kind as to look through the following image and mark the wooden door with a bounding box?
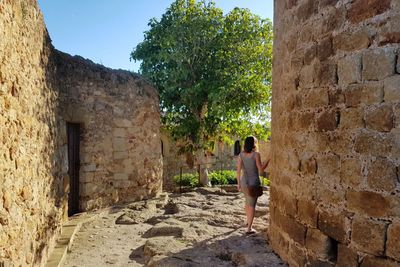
[67,123,80,216]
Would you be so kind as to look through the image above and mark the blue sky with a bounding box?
[37,0,274,72]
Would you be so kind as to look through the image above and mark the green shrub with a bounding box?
[173,173,199,187]
[209,170,237,185]
[261,176,270,186]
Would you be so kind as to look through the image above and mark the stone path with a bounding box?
[62,187,286,267]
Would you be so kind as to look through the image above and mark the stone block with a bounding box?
[336,244,359,267]
[338,55,361,87]
[275,208,307,246]
[296,0,317,21]
[318,0,339,9]
[113,128,126,137]
[113,151,128,160]
[379,32,400,46]
[318,210,348,243]
[398,55,400,74]
[346,190,390,218]
[362,48,396,81]
[317,36,333,61]
[81,164,96,172]
[328,88,345,106]
[306,228,334,259]
[367,157,397,192]
[316,61,337,87]
[80,172,94,183]
[340,107,364,130]
[316,154,340,180]
[351,217,387,255]
[291,49,305,71]
[113,138,128,152]
[273,188,298,217]
[361,256,399,267]
[302,88,329,108]
[348,0,391,24]
[340,158,363,188]
[300,64,315,88]
[316,109,339,132]
[333,30,371,52]
[113,180,131,189]
[285,0,298,9]
[345,82,383,107]
[268,223,290,262]
[365,105,393,132]
[387,221,400,261]
[315,186,345,207]
[297,199,318,227]
[80,184,98,197]
[384,75,400,102]
[114,118,132,128]
[354,131,391,157]
[289,243,307,267]
[304,43,317,65]
[114,173,128,181]
[299,154,317,175]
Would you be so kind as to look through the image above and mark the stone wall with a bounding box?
[0,0,162,265]
[0,1,66,265]
[55,51,162,211]
[270,0,400,266]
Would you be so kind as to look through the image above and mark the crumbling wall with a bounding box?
[0,0,162,265]
[270,0,400,266]
[55,52,162,210]
[0,1,67,265]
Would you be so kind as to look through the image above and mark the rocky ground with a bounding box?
[62,186,286,267]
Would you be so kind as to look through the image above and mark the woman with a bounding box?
[237,136,269,234]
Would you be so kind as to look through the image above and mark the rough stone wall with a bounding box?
[0,0,162,265]
[270,0,400,266]
[55,52,162,210]
[0,1,67,266]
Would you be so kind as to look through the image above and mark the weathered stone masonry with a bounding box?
[55,52,162,211]
[0,0,162,266]
[270,0,400,266]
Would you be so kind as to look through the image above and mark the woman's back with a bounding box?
[240,152,260,186]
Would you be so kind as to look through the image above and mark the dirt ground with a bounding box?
[62,187,286,267]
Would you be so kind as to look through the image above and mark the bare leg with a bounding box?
[245,205,255,232]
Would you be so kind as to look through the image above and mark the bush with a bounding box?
[209,170,237,185]
[261,176,270,186]
[173,173,199,187]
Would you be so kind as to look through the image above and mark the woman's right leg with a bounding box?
[244,195,257,232]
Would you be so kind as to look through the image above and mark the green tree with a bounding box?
[131,0,272,183]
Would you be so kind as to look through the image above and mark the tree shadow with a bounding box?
[129,226,287,267]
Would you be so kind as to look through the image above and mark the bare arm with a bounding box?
[236,156,242,190]
[255,153,264,174]
[262,159,270,170]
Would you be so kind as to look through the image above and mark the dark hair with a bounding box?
[243,136,256,153]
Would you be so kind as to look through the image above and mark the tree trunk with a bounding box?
[197,149,210,186]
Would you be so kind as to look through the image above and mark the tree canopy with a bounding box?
[131,0,273,153]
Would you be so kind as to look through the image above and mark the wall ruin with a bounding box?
[270,0,400,266]
[55,51,162,211]
[0,0,162,265]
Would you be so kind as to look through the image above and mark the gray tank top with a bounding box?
[240,152,260,186]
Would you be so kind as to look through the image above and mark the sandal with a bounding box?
[245,229,256,235]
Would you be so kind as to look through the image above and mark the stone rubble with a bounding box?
[62,187,286,267]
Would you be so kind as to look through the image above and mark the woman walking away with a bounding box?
[237,136,269,234]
